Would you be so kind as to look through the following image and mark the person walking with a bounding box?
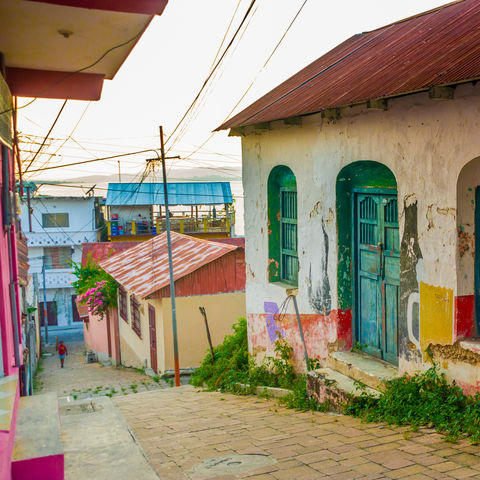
[58,340,68,368]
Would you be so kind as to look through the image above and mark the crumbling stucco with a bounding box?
[428,341,480,365]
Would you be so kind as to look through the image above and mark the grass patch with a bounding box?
[346,365,480,444]
[190,318,326,412]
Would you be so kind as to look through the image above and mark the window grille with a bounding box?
[280,187,298,283]
[130,296,141,338]
[119,287,128,322]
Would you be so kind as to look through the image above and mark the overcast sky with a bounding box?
[18,0,448,184]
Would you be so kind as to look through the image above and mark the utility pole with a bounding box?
[42,261,49,344]
[118,160,121,183]
[159,126,181,387]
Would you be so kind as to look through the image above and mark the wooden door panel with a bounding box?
[358,275,381,356]
[148,305,157,373]
[356,193,399,364]
[384,283,399,363]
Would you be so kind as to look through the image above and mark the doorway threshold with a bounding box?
[326,350,399,391]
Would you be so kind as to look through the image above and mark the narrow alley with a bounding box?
[33,344,480,480]
[35,341,169,399]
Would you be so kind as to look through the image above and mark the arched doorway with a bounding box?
[456,157,480,337]
[336,161,399,364]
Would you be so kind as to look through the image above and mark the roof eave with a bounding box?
[223,76,480,135]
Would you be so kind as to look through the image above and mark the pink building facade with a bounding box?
[0,1,169,478]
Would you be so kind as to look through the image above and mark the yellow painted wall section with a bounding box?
[419,282,454,359]
[162,292,246,372]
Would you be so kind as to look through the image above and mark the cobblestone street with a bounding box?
[35,341,169,399]
[115,386,480,480]
[34,342,480,479]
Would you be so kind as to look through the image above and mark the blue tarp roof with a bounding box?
[105,182,233,206]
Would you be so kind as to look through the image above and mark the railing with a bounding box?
[108,214,232,238]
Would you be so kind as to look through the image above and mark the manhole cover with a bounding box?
[60,402,103,416]
[191,454,276,476]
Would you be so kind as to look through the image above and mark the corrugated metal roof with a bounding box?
[81,242,138,267]
[100,232,238,299]
[106,182,233,206]
[218,0,480,130]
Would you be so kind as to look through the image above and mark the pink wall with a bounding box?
[0,383,19,480]
[83,309,119,363]
[0,226,16,376]
[0,146,22,478]
[248,308,352,372]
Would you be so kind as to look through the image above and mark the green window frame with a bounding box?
[280,187,298,284]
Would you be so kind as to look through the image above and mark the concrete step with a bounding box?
[60,396,159,479]
[307,368,380,413]
[326,350,399,390]
[12,392,64,480]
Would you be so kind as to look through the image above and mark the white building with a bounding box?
[19,195,102,335]
[217,0,480,396]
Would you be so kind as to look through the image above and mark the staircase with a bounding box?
[307,351,399,413]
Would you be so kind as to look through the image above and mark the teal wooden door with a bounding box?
[356,193,399,365]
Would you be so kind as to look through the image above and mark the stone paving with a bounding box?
[35,340,170,399]
[115,386,480,480]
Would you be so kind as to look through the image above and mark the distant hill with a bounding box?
[61,167,241,184]
[30,167,242,197]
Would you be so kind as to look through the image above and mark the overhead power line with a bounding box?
[25,149,174,174]
[23,100,68,173]
[182,0,310,162]
[165,0,258,149]
[33,102,92,173]
[167,1,260,159]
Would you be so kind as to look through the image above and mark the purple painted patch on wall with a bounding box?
[264,301,286,342]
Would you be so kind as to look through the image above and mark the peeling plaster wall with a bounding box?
[241,82,480,377]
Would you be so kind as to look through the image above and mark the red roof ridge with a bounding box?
[217,0,480,131]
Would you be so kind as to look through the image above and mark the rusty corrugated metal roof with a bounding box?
[81,242,138,267]
[217,0,480,130]
[100,232,238,299]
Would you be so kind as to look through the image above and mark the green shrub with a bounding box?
[191,318,324,411]
[346,365,480,443]
[191,318,249,390]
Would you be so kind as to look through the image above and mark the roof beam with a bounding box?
[24,0,168,15]
[253,122,270,132]
[428,85,455,100]
[229,127,246,137]
[367,98,388,110]
[283,116,302,126]
[322,108,340,121]
[6,67,104,100]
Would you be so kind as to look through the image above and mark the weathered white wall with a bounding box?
[21,197,99,329]
[241,82,480,367]
[20,197,99,247]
